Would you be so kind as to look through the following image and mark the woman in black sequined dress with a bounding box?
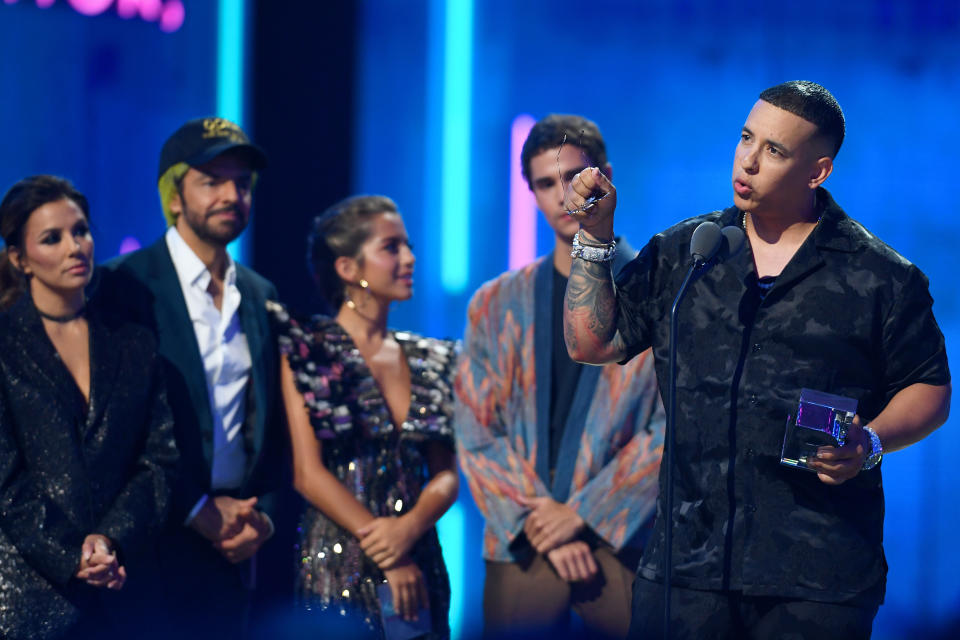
[270,195,458,638]
[0,176,178,639]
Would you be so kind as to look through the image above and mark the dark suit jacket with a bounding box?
[0,294,178,639]
[96,238,286,524]
[93,238,288,635]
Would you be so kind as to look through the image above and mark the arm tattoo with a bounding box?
[564,258,625,362]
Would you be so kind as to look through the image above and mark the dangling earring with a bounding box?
[345,279,370,310]
[359,279,371,308]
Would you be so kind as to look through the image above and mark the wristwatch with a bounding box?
[861,425,883,471]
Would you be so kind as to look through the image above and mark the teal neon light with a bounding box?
[436,501,466,639]
[440,0,473,293]
[217,0,245,125]
[217,0,248,263]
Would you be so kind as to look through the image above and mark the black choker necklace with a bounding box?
[37,306,86,323]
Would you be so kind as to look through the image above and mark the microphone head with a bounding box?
[690,221,723,264]
[718,225,746,262]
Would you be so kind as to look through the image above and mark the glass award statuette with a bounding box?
[780,388,857,471]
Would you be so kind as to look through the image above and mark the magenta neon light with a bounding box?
[116,0,161,21]
[157,0,181,32]
[509,114,537,270]
[8,0,184,31]
[118,235,141,255]
[68,0,112,15]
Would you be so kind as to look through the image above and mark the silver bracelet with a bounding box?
[571,230,617,263]
[861,425,883,470]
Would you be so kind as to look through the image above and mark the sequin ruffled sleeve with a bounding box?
[396,332,458,450]
[267,301,345,440]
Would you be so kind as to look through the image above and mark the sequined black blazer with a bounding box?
[0,294,178,638]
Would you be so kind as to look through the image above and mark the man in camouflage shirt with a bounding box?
[561,81,951,639]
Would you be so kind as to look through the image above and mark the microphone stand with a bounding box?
[661,221,743,638]
[663,257,708,640]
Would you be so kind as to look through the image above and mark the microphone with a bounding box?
[689,221,746,268]
[717,224,746,263]
[689,221,723,265]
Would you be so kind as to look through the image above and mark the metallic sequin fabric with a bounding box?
[270,303,455,638]
[0,295,178,639]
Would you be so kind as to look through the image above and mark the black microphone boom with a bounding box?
[662,219,744,640]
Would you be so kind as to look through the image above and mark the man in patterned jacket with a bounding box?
[454,114,664,638]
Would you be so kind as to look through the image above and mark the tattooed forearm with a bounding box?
[564,260,608,312]
[563,258,626,364]
[563,310,579,354]
[567,258,616,341]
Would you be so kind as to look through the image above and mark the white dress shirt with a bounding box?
[166,227,252,519]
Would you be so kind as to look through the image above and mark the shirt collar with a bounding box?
[810,187,861,253]
[725,187,861,254]
[165,226,237,291]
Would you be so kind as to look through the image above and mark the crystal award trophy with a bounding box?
[780,388,857,471]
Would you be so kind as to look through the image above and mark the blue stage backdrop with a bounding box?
[0,0,221,262]
[2,1,958,639]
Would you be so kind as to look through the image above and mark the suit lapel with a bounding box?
[5,296,87,425]
[236,268,270,472]
[1,297,90,532]
[145,241,215,463]
[550,365,601,502]
[85,308,119,436]
[533,257,553,486]
[546,237,635,501]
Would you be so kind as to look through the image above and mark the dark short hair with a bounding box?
[521,114,608,186]
[758,81,845,157]
[0,175,90,309]
[307,195,399,309]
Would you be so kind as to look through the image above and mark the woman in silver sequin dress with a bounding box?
[0,176,177,639]
[271,195,458,638]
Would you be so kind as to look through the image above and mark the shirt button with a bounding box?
[746,505,757,514]
[745,448,755,458]
[749,395,758,406]
[753,343,761,352]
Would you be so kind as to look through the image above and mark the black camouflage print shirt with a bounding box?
[615,188,949,606]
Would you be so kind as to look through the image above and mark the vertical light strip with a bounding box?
[436,502,465,639]
[509,114,537,269]
[440,0,473,293]
[218,0,248,263]
[217,0,245,125]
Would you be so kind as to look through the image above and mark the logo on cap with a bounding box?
[202,118,247,143]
